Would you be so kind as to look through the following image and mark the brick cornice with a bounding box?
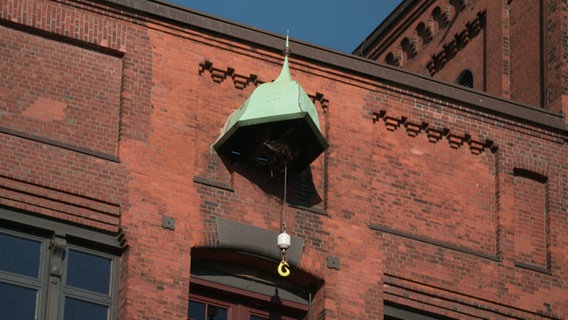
[368,109,498,155]
[46,0,568,133]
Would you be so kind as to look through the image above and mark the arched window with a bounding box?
[456,69,474,88]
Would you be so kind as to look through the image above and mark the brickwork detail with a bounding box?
[383,273,559,319]
[198,59,262,89]
[370,109,496,155]
[426,11,486,75]
[377,1,475,70]
[197,60,330,111]
[0,134,126,232]
[3,1,568,319]
[0,174,120,231]
[369,113,499,256]
[0,25,123,156]
[513,168,549,270]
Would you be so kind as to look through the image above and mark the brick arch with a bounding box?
[193,217,327,282]
[400,37,416,63]
[455,69,474,87]
[450,0,466,12]
[385,52,400,67]
[512,156,551,179]
[416,22,433,46]
[443,0,466,25]
[190,247,323,309]
[432,6,449,31]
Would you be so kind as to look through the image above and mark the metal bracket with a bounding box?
[49,232,67,277]
[327,256,340,270]
[162,215,175,230]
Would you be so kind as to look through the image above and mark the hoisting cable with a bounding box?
[277,162,291,277]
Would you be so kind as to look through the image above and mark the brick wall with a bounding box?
[1,0,567,319]
[360,0,568,119]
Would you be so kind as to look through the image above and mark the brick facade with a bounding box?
[356,0,568,118]
[1,0,567,319]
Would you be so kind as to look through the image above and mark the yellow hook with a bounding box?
[277,260,290,277]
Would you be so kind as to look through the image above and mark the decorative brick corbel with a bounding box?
[468,140,485,154]
[199,60,263,89]
[226,68,259,89]
[425,127,449,143]
[427,51,447,75]
[310,92,329,113]
[427,11,486,75]
[466,12,486,37]
[368,109,386,124]
[447,133,471,149]
[368,110,499,156]
[198,60,212,76]
[485,139,498,153]
[383,116,407,131]
[404,121,426,137]
[455,29,470,49]
[469,139,497,155]
[443,41,458,60]
[199,59,227,83]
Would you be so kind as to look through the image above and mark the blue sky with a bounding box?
[168,1,403,53]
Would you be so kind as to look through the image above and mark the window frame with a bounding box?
[0,206,122,320]
[455,69,474,88]
[189,277,309,320]
[189,294,233,319]
[0,228,49,319]
[59,245,119,320]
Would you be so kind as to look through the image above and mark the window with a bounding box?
[188,278,308,320]
[0,209,121,320]
[456,69,474,88]
[62,247,115,319]
[188,296,230,320]
[0,231,42,320]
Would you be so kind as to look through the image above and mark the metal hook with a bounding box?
[278,258,290,277]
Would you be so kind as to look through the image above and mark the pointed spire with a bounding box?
[283,30,291,57]
[274,32,292,83]
[212,30,328,174]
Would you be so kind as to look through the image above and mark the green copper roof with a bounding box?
[213,36,328,173]
[219,45,321,133]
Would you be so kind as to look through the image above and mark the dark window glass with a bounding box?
[456,69,474,88]
[250,316,268,320]
[64,297,108,320]
[188,300,228,320]
[188,300,206,320]
[66,249,111,294]
[208,305,228,320]
[0,232,41,278]
[0,282,37,320]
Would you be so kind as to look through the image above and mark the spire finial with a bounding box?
[283,30,291,57]
[274,31,292,83]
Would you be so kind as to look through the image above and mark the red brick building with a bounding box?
[355,0,567,117]
[1,0,567,319]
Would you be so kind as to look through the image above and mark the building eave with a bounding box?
[351,0,421,56]
[100,0,568,135]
